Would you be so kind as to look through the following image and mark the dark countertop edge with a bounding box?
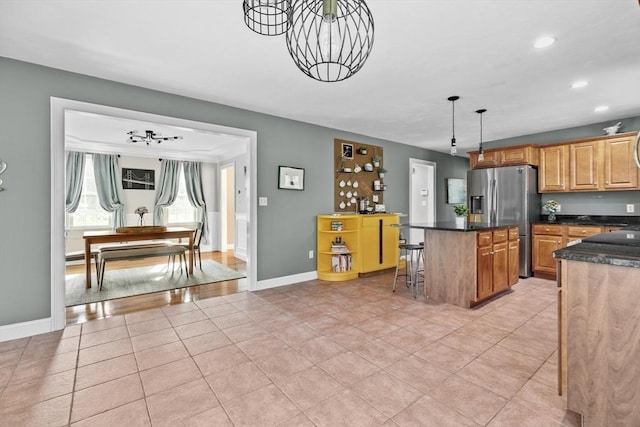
[536,215,640,227]
[403,222,518,232]
[553,243,640,268]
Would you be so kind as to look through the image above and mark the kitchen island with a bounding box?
[407,221,519,308]
[554,227,640,426]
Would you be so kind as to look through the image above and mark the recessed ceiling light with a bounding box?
[571,80,589,89]
[534,35,556,49]
[594,105,609,112]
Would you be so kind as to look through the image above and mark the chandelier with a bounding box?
[243,0,374,82]
[127,130,183,145]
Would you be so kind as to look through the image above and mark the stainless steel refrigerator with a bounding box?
[467,165,541,277]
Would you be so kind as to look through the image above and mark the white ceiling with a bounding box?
[1,0,639,155]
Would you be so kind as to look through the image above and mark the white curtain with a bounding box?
[183,161,209,243]
[153,159,181,226]
[65,151,85,213]
[92,153,125,228]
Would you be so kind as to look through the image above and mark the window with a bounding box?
[67,155,112,228]
[167,167,197,224]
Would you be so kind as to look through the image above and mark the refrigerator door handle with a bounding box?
[491,178,497,223]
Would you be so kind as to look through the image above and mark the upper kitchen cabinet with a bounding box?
[469,144,538,169]
[603,136,639,189]
[539,132,640,193]
[569,140,600,191]
[539,144,569,192]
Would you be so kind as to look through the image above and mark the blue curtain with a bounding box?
[65,151,85,213]
[153,159,181,226]
[183,161,209,243]
[92,154,125,228]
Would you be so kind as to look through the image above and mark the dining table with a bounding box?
[82,226,195,289]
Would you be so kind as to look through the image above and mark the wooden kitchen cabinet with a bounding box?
[532,224,565,280]
[469,144,538,169]
[603,136,639,189]
[476,227,516,300]
[569,141,600,191]
[508,227,520,286]
[538,145,569,192]
[532,223,603,280]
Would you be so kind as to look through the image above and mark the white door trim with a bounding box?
[409,158,436,242]
[50,97,258,331]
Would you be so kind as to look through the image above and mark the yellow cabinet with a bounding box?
[317,213,399,281]
[360,214,399,273]
[317,215,360,281]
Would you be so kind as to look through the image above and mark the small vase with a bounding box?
[548,212,556,222]
[139,217,145,227]
[455,216,466,227]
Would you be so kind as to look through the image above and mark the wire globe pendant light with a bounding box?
[285,0,374,82]
[243,0,292,36]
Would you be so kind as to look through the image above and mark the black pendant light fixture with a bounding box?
[285,0,374,82]
[448,96,459,156]
[243,0,292,36]
[476,108,487,161]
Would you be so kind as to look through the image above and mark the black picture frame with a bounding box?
[341,143,354,159]
[122,168,155,190]
[278,166,305,190]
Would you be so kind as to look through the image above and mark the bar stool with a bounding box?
[393,243,425,298]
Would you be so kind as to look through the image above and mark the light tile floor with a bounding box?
[0,274,579,426]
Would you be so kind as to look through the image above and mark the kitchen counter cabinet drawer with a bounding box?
[532,224,564,236]
[492,229,508,243]
[508,227,519,240]
[567,226,601,238]
[478,231,493,247]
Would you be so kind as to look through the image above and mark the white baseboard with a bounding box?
[0,318,55,342]
[255,271,318,291]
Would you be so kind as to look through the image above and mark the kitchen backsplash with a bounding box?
[541,191,640,217]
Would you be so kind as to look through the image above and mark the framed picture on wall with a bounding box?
[341,143,354,159]
[446,178,466,204]
[122,168,155,190]
[278,166,305,190]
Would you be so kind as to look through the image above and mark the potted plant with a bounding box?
[453,204,469,227]
[371,154,381,168]
[543,199,559,222]
[378,167,387,178]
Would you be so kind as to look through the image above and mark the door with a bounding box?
[603,136,638,189]
[409,159,435,244]
[569,141,600,191]
[539,145,568,192]
[220,163,236,252]
[494,166,526,229]
[492,241,509,293]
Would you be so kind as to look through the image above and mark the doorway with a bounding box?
[409,159,436,244]
[51,97,258,331]
[220,163,236,253]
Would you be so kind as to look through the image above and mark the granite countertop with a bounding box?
[402,221,518,232]
[535,215,640,227]
[553,229,640,268]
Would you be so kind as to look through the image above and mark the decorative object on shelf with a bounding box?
[476,108,487,162]
[448,95,460,156]
[278,165,305,190]
[446,178,466,204]
[243,0,292,36]
[371,154,381,168]
[357,146,368,155]
[284,0,374,82]
[543,199,559,222]
[353,164,362,173]
[378,167,387,178]
[364,162,373,172]
[134,206,149,226]
[453,204,469,227]
[0,158,6,191]
[603,121,622,135]
[127,130,183,145]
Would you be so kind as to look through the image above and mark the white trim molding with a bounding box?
[0,318,53,343]
[256,271,318,291]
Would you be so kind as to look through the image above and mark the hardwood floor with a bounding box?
[65,251,247,325]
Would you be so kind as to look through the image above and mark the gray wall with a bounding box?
[0,57,468,326]
[476,117,640,217]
